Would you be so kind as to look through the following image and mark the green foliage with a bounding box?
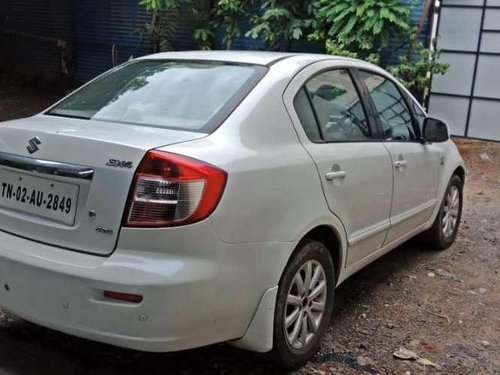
[245,0,448,100]
[140,0,184,11]
[325,40,381,65]
[138,0,449,100]
[193,28,214,50]
[246,0,315,50]
[313,0,412,59]
[139,12,177,52]
[140,0,207,52]
[194,0,254,50]
[387,41,449,96]
[139,0,182,52]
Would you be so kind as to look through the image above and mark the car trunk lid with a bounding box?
[0,115,206,256]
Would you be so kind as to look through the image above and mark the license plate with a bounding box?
[0,169,79,225]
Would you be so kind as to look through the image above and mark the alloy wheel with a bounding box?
[284,260,327,350]
[442,185,460,238]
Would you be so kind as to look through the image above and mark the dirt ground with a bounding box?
[0,82,498,375]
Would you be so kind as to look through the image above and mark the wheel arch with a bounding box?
[230,222,346,353]
[453,166,465,183]
[295,225,343,285]
[425,160,466,232]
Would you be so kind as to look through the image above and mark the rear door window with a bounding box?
[295,69,372,142]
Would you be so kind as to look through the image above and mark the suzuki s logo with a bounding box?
[27,137,41,154]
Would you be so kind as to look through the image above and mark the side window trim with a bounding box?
[356,69,421,143]
[349,68,383,140]
[303,87,326,141]
[403,91,425,140]
[294,67,379,144]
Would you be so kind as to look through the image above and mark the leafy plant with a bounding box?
[193,28,214,50]
[194,0,254,50]
[312,0,412,60]
[140,0,182,52]
[245,0,447,102]
[139,0,449,102]
[324,40,381,65]
[388,40,449,99]
[140,0,185,11]
[140,0,207,52]
[246,0,315,50]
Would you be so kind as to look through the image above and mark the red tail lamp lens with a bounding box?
[124,151,227,227]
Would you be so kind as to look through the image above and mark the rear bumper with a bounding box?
[0,223,292,352]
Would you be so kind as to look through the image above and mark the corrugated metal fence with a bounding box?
[0,0,201,83]
[72,0,205,81]
[0,0,72,81]
[0,0,427,83]
[72,0,151,82]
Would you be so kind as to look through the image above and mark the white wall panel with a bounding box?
[429,1,500,141]
[432,53,476,95]
[469,99,500,140]
[438,8,482,51]
[474,55,500,99]
[484,9,500,30]
[480,32,500,53]
[429,95,469,136]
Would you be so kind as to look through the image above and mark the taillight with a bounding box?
[124,151,227,227]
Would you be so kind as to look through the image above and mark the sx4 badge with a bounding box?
[106,159,133,169]
[95,227,113,236]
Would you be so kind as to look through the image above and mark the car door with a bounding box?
[284,65,393,266]
[357,70,442,244]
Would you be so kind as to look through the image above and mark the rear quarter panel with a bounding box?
[161,60,347,248]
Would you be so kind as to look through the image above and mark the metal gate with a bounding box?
[428,0,500,142]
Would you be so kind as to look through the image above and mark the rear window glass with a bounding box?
[47,60,267,133]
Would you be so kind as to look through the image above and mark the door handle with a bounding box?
[325,171,347,181]
[394,160,408,168]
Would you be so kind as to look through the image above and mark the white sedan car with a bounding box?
[0,51,464,368]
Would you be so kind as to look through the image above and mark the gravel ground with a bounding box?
[0,82,499,374]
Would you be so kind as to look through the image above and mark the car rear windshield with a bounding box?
[47,60,268,133]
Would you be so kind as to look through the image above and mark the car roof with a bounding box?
[136,51,296,66]
[133,51,398,93]
[136,50,375,67]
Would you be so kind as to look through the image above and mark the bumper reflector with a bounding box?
[103,290,143,303]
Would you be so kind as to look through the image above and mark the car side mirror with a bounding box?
[423,117,449,143]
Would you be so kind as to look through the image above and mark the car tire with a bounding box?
[271,239,335,369]
[421,175,463,250]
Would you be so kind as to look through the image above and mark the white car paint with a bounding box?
[0,115,206,254]
[0,51,464,353]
